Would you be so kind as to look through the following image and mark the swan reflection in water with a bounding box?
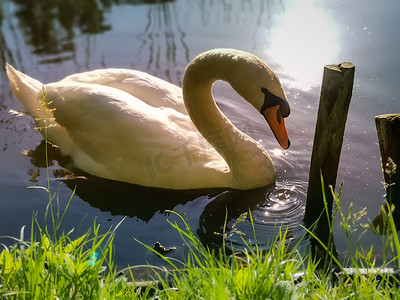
[26,140,306,252]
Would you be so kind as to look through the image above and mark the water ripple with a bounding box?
[227,180,307,250]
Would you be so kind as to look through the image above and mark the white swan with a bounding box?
[6,49,290,190]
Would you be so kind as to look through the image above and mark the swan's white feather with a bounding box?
[6,49,287,190]
[12,72,229,189]
[60,69,187,114]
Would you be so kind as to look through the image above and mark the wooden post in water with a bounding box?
[304,63,355,258]
[372,114,400,231]
[375,114,400,202]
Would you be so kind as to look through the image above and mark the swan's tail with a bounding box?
[6,64,51,120]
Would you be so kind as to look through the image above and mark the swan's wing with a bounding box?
[44,82,228,188]
[60,69,187,114]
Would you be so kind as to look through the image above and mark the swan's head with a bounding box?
[221,50,291,149]
[184,49,290,149]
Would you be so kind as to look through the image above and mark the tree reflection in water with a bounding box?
[137,0,189,82]
[0,0,277,69]
[0,0,177,65]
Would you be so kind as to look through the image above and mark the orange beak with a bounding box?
[263,105,290,149]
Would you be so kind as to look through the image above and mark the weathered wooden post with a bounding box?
[375,114,400,202]
[372,114,400,231]
[304,62,355,261]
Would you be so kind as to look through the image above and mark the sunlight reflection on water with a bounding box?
[268,0,339,90]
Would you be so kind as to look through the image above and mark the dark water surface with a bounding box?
[1,0,399,271]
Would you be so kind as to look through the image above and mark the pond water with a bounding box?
[0,0,399,274]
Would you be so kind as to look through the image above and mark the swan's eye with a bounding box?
[261,87,268,94]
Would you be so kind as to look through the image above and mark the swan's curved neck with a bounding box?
[182,51,274,189]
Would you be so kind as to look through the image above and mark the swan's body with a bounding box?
[60,69,188,115]
[6,49,290,190]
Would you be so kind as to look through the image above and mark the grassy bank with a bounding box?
[1,184,400,299]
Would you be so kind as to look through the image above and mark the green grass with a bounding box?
[137,210,305,299]
[0,186,138,299]
[1,182,400,299]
